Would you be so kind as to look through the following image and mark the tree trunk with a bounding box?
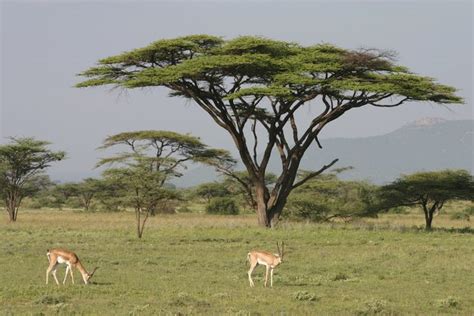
[6,193,20,222]
[425,213,433,231]
[136,209,143,238]
[268,199,287,227]
[7,207,15,222]
[422,202,434,231]
[136,208,150,238]
[255,184,270,227]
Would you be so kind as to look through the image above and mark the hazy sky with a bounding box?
[1,0,472,182]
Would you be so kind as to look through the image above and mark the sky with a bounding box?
[1,0,472,182]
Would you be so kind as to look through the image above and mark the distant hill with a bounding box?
[173,119,473,187]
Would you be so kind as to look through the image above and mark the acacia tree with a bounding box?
[98,130,230,237]
[379,170,473,230]
[75,178,102,211]
[194,182,231,204]
[222,171,277,211]
[0,137,65,221]
[77,35,462,227]
[103,160,177,238]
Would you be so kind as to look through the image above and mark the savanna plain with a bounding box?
[1,208,473,315]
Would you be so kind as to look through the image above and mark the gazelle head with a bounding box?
[275,242,285,264]
[85,267,99,284]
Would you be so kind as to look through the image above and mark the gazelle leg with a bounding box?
[46,267,51,284]
[63,266,70,284]
[70,267,75,284]
[52,265,60,285]
[270,268,274,287]
[248,262,257,287]
[46,263,58,285]
[264,265,270,287]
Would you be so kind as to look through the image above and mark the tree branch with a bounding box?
[292,158,339,189]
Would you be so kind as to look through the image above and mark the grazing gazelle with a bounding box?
[247,242,284,287]
[46,248,98,285]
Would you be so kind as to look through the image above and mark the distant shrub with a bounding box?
[388,206,408,214]
[435,296,459,308]
[206,197,239,215]
[293,291,318,302]
[284,198,331,222]
[462,205,474,215]
[155,200,178,214]
[333,272,349,281]
[356,298,388,315]
[450,212,470,221]
[176,205,192,213]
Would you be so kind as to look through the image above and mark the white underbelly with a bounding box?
[57,256,68,264]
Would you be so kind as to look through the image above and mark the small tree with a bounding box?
[194,182,230,204]
[98,130,230,237]
[103,160,177,238]
[0,138,65,221]
[379,170,474,230]
[75,178,102,211]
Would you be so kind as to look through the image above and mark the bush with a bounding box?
[176,205,192,213]
[293,291,318,302]
[387,206,408,214]
[435,296,459,308]
[206,197,240,215]
[284,197,331,222]
[450,212,470,221]
[463,205,474,215]
[356,298,388,315]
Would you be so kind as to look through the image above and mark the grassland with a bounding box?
[1,209,473,315]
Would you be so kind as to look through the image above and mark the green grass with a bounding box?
[1,210,473,315]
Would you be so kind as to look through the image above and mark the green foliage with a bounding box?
[98,129,232,235]
[293,291,318,302]
[0,137,65,221]
[285,172,379,222]
[379,169,474,229]
[387,206,409,214]
[355,298,389,315]
[380,170,474,204]
[435,296,460,309]
[77,35,462,104]
[222,171,277,210]
[98,130,233,181]
[103,162,177,213]
[194,182,231,203]
[77,35,463,227]
[450,212,470,221]
[75,178,103,211]
[463,205,474,215]
[206,197,240,215]
[285,198,332,222]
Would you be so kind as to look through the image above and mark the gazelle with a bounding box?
[46,248,98,285]
[247,242,284,287]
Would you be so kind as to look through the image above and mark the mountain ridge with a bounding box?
[173,119,473,187]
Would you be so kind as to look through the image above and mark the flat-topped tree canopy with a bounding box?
[97,130,234,179]
[77,35,461,104]
[78,35,463,227]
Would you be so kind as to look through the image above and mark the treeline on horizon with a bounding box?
[1,135,473,236]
